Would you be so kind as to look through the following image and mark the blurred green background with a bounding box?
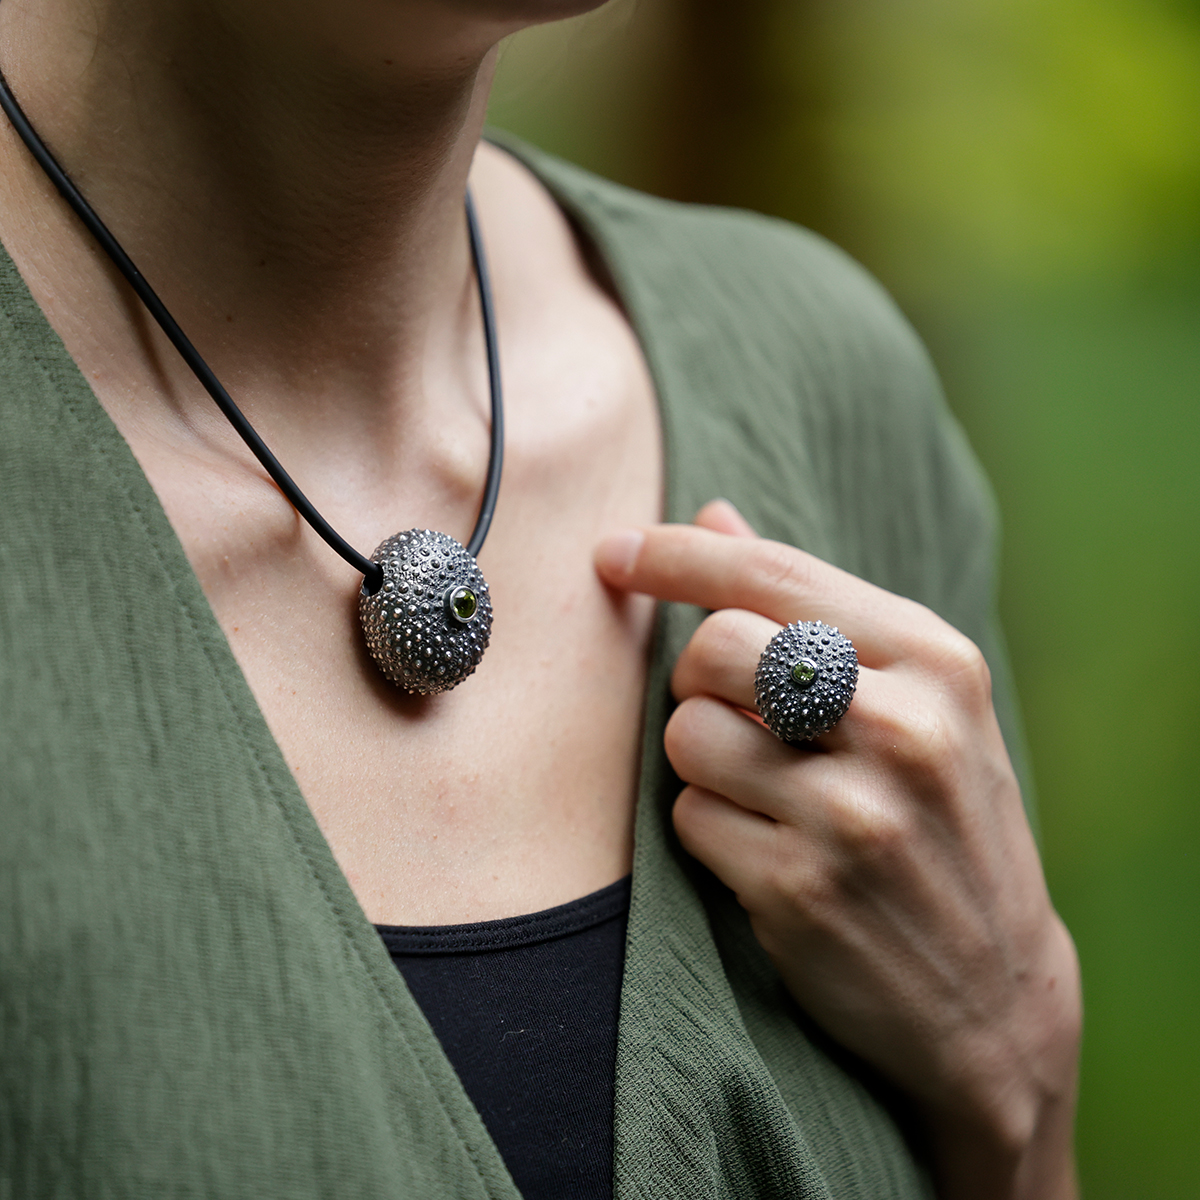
[489,0,1200,1193]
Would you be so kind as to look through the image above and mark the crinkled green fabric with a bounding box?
[0,140,1026,1198]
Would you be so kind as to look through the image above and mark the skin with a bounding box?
[0,0,1080,1194]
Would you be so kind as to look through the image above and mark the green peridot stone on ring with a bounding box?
[790,659,818,688]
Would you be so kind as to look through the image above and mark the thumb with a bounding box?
[693,498,758,538]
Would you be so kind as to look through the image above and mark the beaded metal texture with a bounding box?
[755,620,859,742]
[360,529,493,695]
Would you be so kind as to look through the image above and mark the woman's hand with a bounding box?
[595,501,1080,1200]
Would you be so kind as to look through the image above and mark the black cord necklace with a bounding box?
[0,70,502,695]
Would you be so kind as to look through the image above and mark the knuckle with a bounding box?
[853,686,950,767]
[757,828,830,910]
[827,788,912,863]
[928,629,993,705]
[903,709,958,777]
[757,856,842,943]
[754,830,797,894]
[689,608,748,672]
[898,603,993,701]
[662,704,690,763]
[662,698,708,777]
[674,609,760,700]
[670,784,706,842]
[859,692,961,796]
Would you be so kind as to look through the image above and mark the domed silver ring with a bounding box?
[755,620,859,743]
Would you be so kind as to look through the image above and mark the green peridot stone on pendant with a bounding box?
[448,586,478,623]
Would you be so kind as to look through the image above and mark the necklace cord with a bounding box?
[464,192,503,560]
[0,68,504,596]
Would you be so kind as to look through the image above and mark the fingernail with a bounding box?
[595,528,645,578]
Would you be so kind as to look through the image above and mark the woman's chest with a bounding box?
[222,522,657,925]
[143,355,662,926]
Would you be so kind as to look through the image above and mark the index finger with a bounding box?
[594,524,932,666]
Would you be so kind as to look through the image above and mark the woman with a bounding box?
[0,0,1080,1196]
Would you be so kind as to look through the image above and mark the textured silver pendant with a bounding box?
[755,620,859,742]
[359,529,493,695]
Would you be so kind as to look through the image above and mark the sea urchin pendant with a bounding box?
[755,620,859,742]
[359,529,493,695]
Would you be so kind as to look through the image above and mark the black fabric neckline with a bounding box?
[375,875,631,956]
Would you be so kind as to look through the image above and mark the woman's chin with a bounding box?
[441,0,611,26]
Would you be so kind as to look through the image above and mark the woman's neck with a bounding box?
[0,0,526,442]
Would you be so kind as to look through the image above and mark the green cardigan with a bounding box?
[0,142,1026,1198]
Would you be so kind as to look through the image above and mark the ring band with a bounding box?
[755,620,859,742]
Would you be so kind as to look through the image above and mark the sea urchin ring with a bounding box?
[755,620,859,742]
[360,529,493,695]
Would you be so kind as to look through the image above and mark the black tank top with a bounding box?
[375,876,630,1199]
